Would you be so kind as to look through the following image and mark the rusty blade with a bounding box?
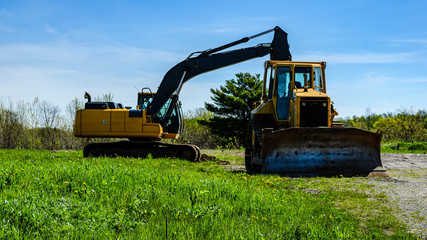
[261,128,385,176]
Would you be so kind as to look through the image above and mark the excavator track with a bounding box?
[83,141,201,162]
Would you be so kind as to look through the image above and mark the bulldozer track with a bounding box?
[250,119,275,143]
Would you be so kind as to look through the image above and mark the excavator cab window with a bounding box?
[153,98,182,134]
[294,67,311,88]
[137,93,154,110]
[275,66,291,120]
[165,102,182,134]
[154,98,172,121]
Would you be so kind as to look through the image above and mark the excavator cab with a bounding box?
[137,90,154,110]
[137,90,183,137]
[153,97,183,136]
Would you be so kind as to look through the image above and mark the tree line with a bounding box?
[338,107,427,143]
[0,95,110,150]
[1,73,426,150]
[180,73,427,148]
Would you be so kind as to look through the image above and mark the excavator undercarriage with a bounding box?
[83,140,201,162]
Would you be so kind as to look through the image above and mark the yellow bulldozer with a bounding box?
[245,60,387,176]
[74,26,387,176]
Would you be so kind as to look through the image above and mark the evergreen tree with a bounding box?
[202,72,262,148]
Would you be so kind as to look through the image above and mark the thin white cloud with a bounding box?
[0,8,11,17]
[43,24,57,34]
[363,72,394,83]
[404,77,427,83]
[0,22,14,32]
[362,73,427,84]
[207,28,236,34]
[0,66,88,102]
[0,41,188,111]
[299,51,418,64]
[389,38,427,45]
[0,42,184,65]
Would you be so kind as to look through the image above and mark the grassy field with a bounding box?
[0,149,417,239]
[381,142,427,154]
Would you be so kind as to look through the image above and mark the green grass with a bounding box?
[381,142,427,154]
[0,149,416,239]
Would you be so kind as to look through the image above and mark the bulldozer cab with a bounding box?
[263,61,328,127]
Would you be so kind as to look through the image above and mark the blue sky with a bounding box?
[1,0,426,118]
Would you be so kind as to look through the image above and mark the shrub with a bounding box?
[408,142,427,151]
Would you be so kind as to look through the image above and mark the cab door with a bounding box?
[273,66,292,121]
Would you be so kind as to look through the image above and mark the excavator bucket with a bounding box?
[261,128,388,176]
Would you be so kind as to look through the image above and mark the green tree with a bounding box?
[177,108,220,149]
[373,108,427,142]
[0,109,23,148]
[415,109,427,130]
[341,108,382,131]
[202,72,262,148]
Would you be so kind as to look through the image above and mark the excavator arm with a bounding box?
[147,26,292,125]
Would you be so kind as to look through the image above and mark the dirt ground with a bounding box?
[369,154,427,238]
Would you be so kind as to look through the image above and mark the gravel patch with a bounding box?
[369,154,427,238]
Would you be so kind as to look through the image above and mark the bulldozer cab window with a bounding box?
[267,66,275,100]
[275,66,291,120]
[294,67,311,89]
[313,67,323,91]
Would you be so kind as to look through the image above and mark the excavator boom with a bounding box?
[147,26,291,124]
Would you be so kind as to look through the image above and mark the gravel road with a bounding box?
[368,154,427,238]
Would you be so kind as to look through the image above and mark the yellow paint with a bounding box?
[74,108,162,139]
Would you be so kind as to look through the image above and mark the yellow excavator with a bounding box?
[74,26,387,176]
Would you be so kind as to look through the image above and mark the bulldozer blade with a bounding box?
[261,128,388,176]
